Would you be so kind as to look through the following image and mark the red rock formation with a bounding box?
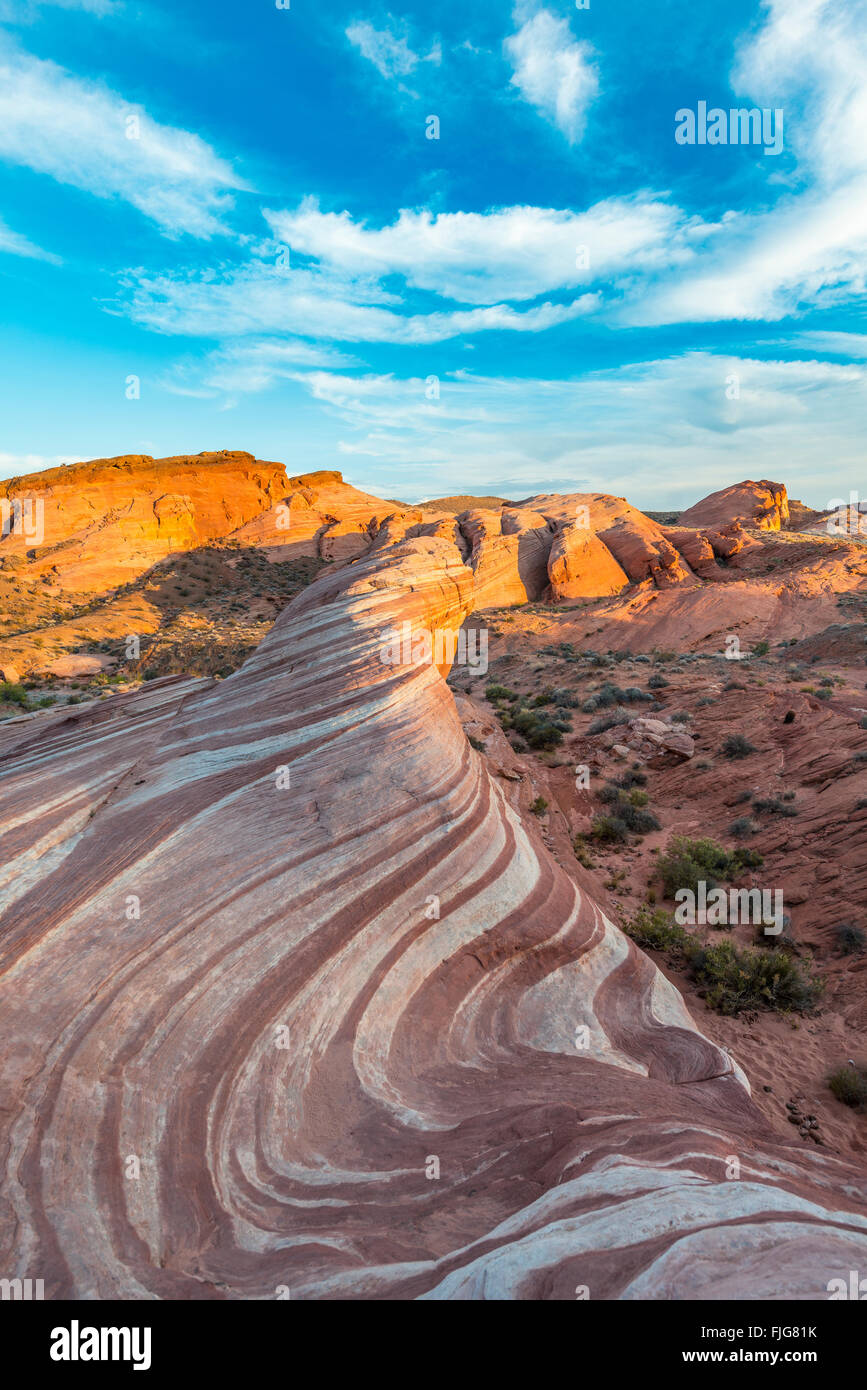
[2,516,867,1300]
[0,451,289,592]
[680,479,790,531]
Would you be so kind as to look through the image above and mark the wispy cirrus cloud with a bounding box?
[117,255,597,343]
[504,6,598,144]
[298,353,867,507]
[162,338,361,401]
[0,212,60,263]
[346,17,440,84]
[0,33,248,238]
[0,0,120,15]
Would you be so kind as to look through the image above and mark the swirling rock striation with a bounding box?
[1,513,867,1301]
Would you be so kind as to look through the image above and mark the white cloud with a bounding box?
[0,34,248,238]
[162,338,360,399]
[264,196,713,305]
[732,0,867,185]
[781,330,867,357]
[0,213,60,262]
[0,0,118,14]
[117,257,597,343]
[292,353,867,507]
[631,0,867,326]
[504,8,598,144]
[0,452,81,478]
[346,19,438,83]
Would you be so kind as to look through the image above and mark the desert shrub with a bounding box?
[572,835,596,868]
[524,722,564,749]
[593,681,622,708]
[485,684,514,702]
[721,734,757,759]
[617,769,647,789]
[816,688,832,700]
[752,797,797,818]
[834,923,866,955]
[724,680,746,692]
[670,711,692,723]
[729,816,758,837]
[618,803,660,833]
[828,1065,867,1109]
[533,692,554,707]
[688,940,823,1016]
[589,814,629,844]
[751,640,770,656]
[598,782,623,805]
[529,796,548,815]
[0,682,30,707]
[468,735,486,752]
[657,835,762,898]
[588,706,631,734]
[622,906,688,951]
[621,685,651,702]
[596,784,658,834]
[647,673,668,689]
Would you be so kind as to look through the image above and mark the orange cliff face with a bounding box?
[0,450,290,592]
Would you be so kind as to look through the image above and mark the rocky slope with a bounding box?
[1,460,867,1299]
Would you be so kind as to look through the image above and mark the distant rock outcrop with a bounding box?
[679,479,789,531]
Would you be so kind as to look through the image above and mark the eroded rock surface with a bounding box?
[2,512,867,1300]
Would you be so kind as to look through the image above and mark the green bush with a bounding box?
[589,814,629,844]
[529,796,548,816]
[751,640,770,656]
[657,835,763,898]
[588,706,631,734]
[572,835,596,868]
[622,906,688,951]
[485,684,514,702]
[0,681,30,708]
[729,816,758,837]
[828,1065,867,1109]
[688,939,823,1016]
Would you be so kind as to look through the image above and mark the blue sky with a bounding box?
[0,0,865,507]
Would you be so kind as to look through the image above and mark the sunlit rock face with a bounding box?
[679,479,790,532]
[2,513,867,1302]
